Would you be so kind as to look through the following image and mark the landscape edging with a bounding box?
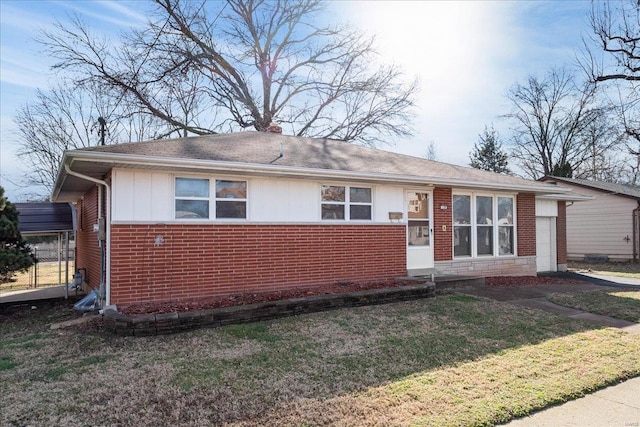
[103,282,436,336]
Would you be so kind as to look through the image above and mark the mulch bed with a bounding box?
[119,279,418,315]
[119,276,590,316]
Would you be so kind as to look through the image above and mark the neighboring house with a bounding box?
[51,132,577,307]
[540,176,640,262]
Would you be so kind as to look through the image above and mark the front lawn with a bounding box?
[1,295,639,426]
[547,290,640,323]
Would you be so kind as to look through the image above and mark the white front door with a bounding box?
[406,191,434,275]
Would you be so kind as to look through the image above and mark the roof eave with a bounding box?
[55,150,572,198]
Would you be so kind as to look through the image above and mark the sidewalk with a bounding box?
[503,376,640,427]
[462,272,640,426]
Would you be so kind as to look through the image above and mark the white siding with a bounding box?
[111,169,408,223]
[563,184,637,260]
[535,198,558,217]
[373,185,405,222]
[112,170,173,221]
[249,178,318,221]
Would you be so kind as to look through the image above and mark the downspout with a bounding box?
[64,164,112,306]
[634,205,640,261]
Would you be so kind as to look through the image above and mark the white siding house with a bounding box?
[540,177,640,262]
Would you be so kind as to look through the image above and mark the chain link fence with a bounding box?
[1,244,75,293]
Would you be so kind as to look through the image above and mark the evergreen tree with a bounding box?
[0,187,33,281]
[470,126,511,174]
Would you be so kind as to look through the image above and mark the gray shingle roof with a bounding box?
[78,132,545,189]
[541,176,640,200]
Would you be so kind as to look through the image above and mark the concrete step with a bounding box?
[434,275,485,292]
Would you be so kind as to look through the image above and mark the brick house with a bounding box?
[51,132,575,307]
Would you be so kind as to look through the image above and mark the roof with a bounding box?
[14,202,76,235]
[540,176,640,201]
[52,132,574,202]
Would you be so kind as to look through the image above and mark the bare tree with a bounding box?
[13,82,164,196]
[584,0,640,84]
[40,0,416,146]
[505,68,620,180]
[582,0,640,163]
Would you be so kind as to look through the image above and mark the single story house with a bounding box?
[540,176,640,262]
[51,132,578,307]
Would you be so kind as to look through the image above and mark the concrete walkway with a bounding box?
[463,272,640,426]
[0,285,83,304]
[503,376,640,427]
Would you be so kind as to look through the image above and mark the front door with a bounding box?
[406,191,434,275]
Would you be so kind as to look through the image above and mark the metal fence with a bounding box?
[1,245,75,293]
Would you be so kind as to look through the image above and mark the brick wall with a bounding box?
[556,201,567,269]
[109,224,407,306]
[75,186,103,289]
[433,187,452,261]
[516,193,536,256]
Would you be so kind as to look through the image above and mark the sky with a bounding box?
[0,0,593,202]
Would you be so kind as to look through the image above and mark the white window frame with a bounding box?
[214,179,248,220]
[175,177,210,220]
[320,184,373,221]
[452,192,517,258]
[174,176,248,220]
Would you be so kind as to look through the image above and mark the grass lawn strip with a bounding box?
[1,295,640,426]
[568,261,640,279]
[547,290,640,323]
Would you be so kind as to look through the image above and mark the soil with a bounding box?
[119,275,590,316]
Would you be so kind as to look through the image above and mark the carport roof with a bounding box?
[14,202,76,235]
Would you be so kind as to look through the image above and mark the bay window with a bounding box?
[453,193,515,258]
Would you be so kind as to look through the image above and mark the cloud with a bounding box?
[50,0,148,29]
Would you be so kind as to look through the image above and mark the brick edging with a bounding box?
[103,282,436,336]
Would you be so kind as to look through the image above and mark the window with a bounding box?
[453,195,471,256]
[498,197,514,255]
[407,192,430,246]
[175,177,247,219]
[453,193,515,258]
[175,178,209,219]
[321,185,372,220]
[476,196,493,256]
[215,180,247,219]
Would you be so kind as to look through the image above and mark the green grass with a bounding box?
[547,290,640,323]
[1,295,639,426]
[569,261,640,279]
[0,355,18,372]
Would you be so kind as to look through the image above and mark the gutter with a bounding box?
[63,164,111,307]
[65,150,573,195]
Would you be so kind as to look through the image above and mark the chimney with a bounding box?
[266,122,282,134]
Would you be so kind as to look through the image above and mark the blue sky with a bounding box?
[0,0,593,201]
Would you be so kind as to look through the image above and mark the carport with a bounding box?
[0,202,77,302]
